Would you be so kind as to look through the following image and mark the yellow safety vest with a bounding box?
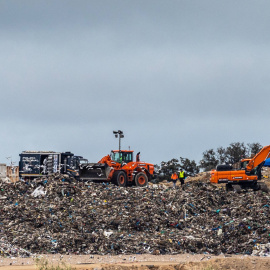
[179,171,185,178]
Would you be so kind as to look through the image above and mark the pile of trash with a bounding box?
[0,174,269,257]
[0,238,32,257]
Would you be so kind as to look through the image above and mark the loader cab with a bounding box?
[110,150,133,164]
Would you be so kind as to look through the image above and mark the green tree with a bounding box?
[199,149,218,171]
[247,142,263,157]
[159,158,180,181]
[179,157,199,176]
[154,164,160,172]
[216,146,228,164]
[226,142,247,164]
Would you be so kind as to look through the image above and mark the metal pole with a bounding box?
[119,135,121,152]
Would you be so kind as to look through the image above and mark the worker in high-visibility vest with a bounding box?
[179,169,185,187]
[171,172,178,188]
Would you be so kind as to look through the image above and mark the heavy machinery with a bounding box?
[19,151,87,180]
[210,145,270,192]
[79,149,156,186]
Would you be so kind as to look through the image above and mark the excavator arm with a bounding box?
[246,145,270,173]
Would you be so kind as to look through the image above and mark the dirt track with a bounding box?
[0,254,270,270]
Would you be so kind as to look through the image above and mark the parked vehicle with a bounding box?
[19,151,86,180]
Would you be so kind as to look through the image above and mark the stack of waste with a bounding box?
[252,243,270,256]
[0,238,32,257]
[0,174,269,257]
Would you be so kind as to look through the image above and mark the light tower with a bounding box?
[113,130,124,152]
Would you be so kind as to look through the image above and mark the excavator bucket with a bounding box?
[79,163,111,181]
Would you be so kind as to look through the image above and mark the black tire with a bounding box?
[115,171,127,187]
[135,172,148,187]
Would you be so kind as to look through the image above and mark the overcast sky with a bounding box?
[1,0,270,166]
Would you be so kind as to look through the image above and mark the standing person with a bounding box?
[171,172,178,188]
[179,169,185,187]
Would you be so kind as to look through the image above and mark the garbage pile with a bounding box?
[252,243,270,256]
[0,174,270,257]
[0,238,32,257]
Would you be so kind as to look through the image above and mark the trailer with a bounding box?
[19,151,86,180]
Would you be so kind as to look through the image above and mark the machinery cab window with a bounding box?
[240,160,250,169]
[111,151,133,163]
[240,159,258,175]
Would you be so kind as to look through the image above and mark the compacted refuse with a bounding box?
[0,174,269,257]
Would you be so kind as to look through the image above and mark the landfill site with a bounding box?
[1,141,270,269]
[1,170,270,269]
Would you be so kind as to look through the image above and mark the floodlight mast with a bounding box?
[113,130,124,152]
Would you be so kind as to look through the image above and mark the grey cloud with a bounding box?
[1,0,270,166]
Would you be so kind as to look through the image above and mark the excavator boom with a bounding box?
[246,145,270,172]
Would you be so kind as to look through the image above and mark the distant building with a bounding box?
[0,164,19,182]
[0,163,7,179]
[7,166,19,182]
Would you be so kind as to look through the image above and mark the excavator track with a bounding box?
[225,182,269,193]
[256,182,269,192]
[232,184,242,193]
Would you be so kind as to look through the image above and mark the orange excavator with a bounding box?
[210,145,270,192]
[78,150,156,187]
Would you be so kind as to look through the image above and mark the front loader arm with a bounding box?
[246,145,270,173]
[98,155,121,168]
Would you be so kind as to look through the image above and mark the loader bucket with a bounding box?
[79,163,111,181]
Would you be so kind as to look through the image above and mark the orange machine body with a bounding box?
[94,150,155,186]
[101,150,155,182]
[210,145,270,184]
[210,168,257,184]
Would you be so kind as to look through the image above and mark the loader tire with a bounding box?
[135,172,148,187]
[116,171,127,187]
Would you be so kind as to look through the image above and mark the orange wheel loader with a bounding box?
[79,150,156,187]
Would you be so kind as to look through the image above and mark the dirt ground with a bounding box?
[0,254,270,270]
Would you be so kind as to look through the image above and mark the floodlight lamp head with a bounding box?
[115,134,118,138]
[113,131,117,134]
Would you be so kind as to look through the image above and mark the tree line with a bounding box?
[155,142,263,181]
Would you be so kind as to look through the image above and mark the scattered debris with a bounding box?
[0,174,270,257]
